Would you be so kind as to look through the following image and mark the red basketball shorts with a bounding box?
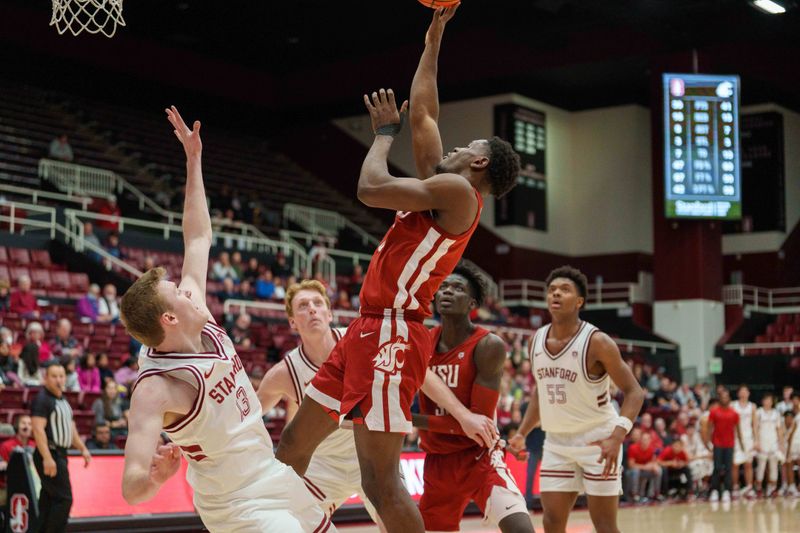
[419,446,526,531]
[306,308,431,434]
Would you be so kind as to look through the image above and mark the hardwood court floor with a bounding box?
[339,498,800,532]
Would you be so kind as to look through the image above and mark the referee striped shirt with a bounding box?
[31,388,74,449]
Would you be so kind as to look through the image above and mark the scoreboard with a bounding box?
[663,73,741,220]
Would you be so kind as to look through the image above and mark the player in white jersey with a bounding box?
[256,279,497,528]
[256,280,381,527]
[782,409,800,497]
[509,266,644,533]
[732,385,757,498]
[755,393,785,497]
[119,107,330,532]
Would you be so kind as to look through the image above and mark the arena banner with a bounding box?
[67,452,539,517]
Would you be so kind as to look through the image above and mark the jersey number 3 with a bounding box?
[235,387,251,421]
[546,384,567,404]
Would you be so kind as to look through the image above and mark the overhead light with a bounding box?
[751,0,787,14]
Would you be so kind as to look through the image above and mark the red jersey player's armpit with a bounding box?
[470,383,500,418]
[428,415,465,436]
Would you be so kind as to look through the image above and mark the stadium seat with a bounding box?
[64,391,82,410]
[69,272,90,291]
[0,264,9,282]
[30,250,52,268]
[81,391,102,409]
[30,268,52,289]
[9,266,30,284]
[93,323,114,337]
[8,248,30,265]
[50,271,70,290]
[0,387,27,409]
[0,247,8,264]
[1,408,29,425]
[73,411,96,435]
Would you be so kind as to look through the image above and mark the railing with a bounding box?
[0,199,57,238]
[38,158,117,198]
[722,341,800,356]
[221,300,677,355]
[64,209,310,275]
[500,279,645,309]
[283,203,379,247]
[0,184,92,210]
[722,284,800,313]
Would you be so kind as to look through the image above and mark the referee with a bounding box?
[31,361,92,532]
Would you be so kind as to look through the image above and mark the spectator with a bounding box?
[49,318,84,360]
[77,284,102,323]
[31,362,92,532]
[654,417,672,448]
[675,382,697,407]
[230,251,244,279]
[0,279,10,312]
[226,314,253,349]
[83,221,102,261]
[0,414,35,500]
[215,277,239,303]
[670,411,691,437]
[705,390,740,503]
[350,264,364,294]
[271,252,291,279]
[313,271,335,299]
[9,275,40,318]
[334,289,353,310]
[654,377,676,409]
[62,356,80,392]
[85,422,118,450]
[255,270,275,300]
[25,321,52,363]
[683,423,713,497]
[142,255,156,272]
[0,339,19,387]
[17,343,42,387]
[91,379,128,436]
[273,277,286,301]
[48,133,74,162]
[777,386,795,416]
[243,257,260,282]
[212,252,239,281]
[96,352,115,384]
[627,431,663,502]
[77,352,101,393]
[97,195,121,232]
[104,232,124,261]
[658,439,692,499]
[113,357,139,391]
[238,280,254,301]
[638,412,663,450]
[97,283,121,323]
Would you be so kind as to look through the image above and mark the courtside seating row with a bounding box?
[748,313,800,355]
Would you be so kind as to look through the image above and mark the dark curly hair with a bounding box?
[545,265,588,299]
[486,136,521,198]
[451,263,488,308]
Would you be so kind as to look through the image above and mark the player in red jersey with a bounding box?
[275,6,521,532]
[414,265,535,532]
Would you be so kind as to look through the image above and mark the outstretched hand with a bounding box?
[363,88,409,136]
[165,105,202,158]
[426,4,459,45]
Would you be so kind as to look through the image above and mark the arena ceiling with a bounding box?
[2,0,799,120]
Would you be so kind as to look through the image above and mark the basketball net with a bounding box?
[50,0,126,38]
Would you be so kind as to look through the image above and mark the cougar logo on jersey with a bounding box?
[373,339,410,374]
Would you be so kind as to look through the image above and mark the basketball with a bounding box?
[418,0,461,9]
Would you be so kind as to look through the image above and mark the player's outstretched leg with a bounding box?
[354,425,424,533]
[540,492,577,533]
[586,495,620,533]
[276,397,338,476]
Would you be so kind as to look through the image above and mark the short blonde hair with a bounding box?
[120,267,171,347]
[285,280,330,318]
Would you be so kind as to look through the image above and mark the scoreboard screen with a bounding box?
[663,73,741,220]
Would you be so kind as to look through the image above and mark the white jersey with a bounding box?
[733,400,756,441]
[134,322,326,532]
[757,407,781,450]
[283,328,356,462]
[530,321,617,435]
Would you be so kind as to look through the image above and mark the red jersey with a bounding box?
[419,326,490,454]
[359,190,483,317]
[628,442,657,465]
[658,447,689,463]
[709,405,740,448]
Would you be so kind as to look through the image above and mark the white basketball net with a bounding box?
[50,0,126,38]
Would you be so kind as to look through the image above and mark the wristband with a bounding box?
[615,416,634,435]
[374,110,407,137]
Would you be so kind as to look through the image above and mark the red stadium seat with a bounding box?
[0,247,8,264]
[8,248,30,265]
[777,314,792,325]
[73,411,96,435]
[0,387,27,409]
[87,337,111,352]
[9,266,30,284]
[0,264,9,282]
[93,323,114,337]
[46,289,68,299]
[81,391,102,409]
[64,391,82,410]
[30,250,52,268]
[1,409,30,425]
[50,271,70,290]
[30,268,52,289]
[69,272,90,291]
